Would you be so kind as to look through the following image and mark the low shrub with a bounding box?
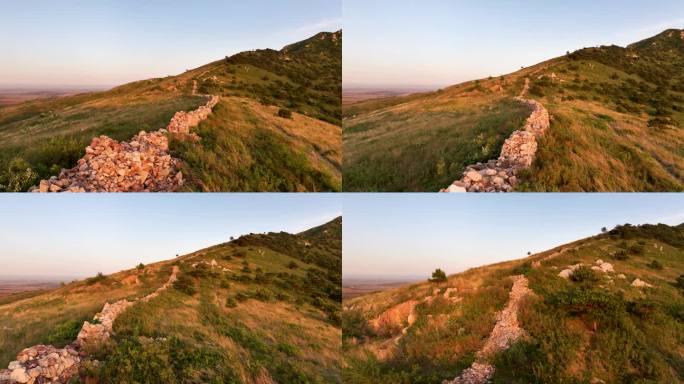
[647,260,663,270]
[570,266,599,283]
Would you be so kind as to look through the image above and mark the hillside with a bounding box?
[343,29,684,192]
[0,31,341,192]
[342,223,684,383]
[0,217,342,383]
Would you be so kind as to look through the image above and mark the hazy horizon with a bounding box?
[343,194,684,279]
[0,194,341,280]
[0,0,341,88]
[343,0,684,88]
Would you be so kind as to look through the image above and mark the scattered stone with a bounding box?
[631,278,653,288]
[617,274,626,279]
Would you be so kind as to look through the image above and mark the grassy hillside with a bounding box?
[342,223,684,383]
[343,29,684,191]
[0,218,342,383]
[0,31,341,192]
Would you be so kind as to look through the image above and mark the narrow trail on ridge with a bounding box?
[442,78,550,193]
[443,275,532,384]
[0,266,179,384]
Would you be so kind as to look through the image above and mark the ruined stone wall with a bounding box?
[0,267,178,384]
[442,79,550,193]
[31,94,219,193]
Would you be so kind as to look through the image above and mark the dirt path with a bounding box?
[0,266,179,384]
[442,78,549,193]
[443,275,531,384]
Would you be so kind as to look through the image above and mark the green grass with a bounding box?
[343,99,530,191]
[169,99,340,192]
[344,223,684,383]
[0,95,205,191]
[0,31,341,192]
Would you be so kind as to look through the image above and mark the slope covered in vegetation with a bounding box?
[0,31,341,192]
[1,218,342,383]
[343,29,684,192]
[343,223,684,383]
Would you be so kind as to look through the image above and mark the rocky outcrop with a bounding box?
[444,275,531,384]
[0,266,179,384]
[0,346,80,384]
[32,92,218,193]
[442,79,550,193]
[369,300,419,333]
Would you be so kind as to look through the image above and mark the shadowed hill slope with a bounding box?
[0,217,342,383]
[343,29,684,192]
[342,223,684,383]
[0,31,341,192]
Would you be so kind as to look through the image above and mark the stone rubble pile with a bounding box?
[477,275,530,358]
[75,300,134,349]
[444,362,495,384]
[444,275,531,384]
[166,96,219,135]
[32,132,183,192]
[0,346,80,384]
[442,79,550,193]
[32,93,218,193]
[0,267,179,384]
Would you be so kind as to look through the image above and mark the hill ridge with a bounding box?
[0,267,179,384]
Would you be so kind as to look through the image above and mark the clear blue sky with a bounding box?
[0,0,341,88]
[0,194,340,280]
[343,194,684,279]
[344,0,684,88]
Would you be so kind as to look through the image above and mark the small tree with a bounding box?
[429,269,447,283]
[527,251,532,256]
[601,227,607,234]
[136,263,145,270]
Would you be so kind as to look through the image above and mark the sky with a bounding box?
[343,194,684,280]
[0,194,341,280]
[344,0,684,88]
[0,0,341,88]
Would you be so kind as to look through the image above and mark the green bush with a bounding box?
[512,262,532,276]
[86,272,107,285]
[277,108,292,119]
[570,266,599,283]
[676,275,684,290]
[613,249,629,260]
[0,157,38,192]
[647,260,664,270]
[173,274,196,296]
[429,268,447,283]
[47,320,83,346]
[342,310,370,340]
[287,261,298,269]
[136,263,145,270]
